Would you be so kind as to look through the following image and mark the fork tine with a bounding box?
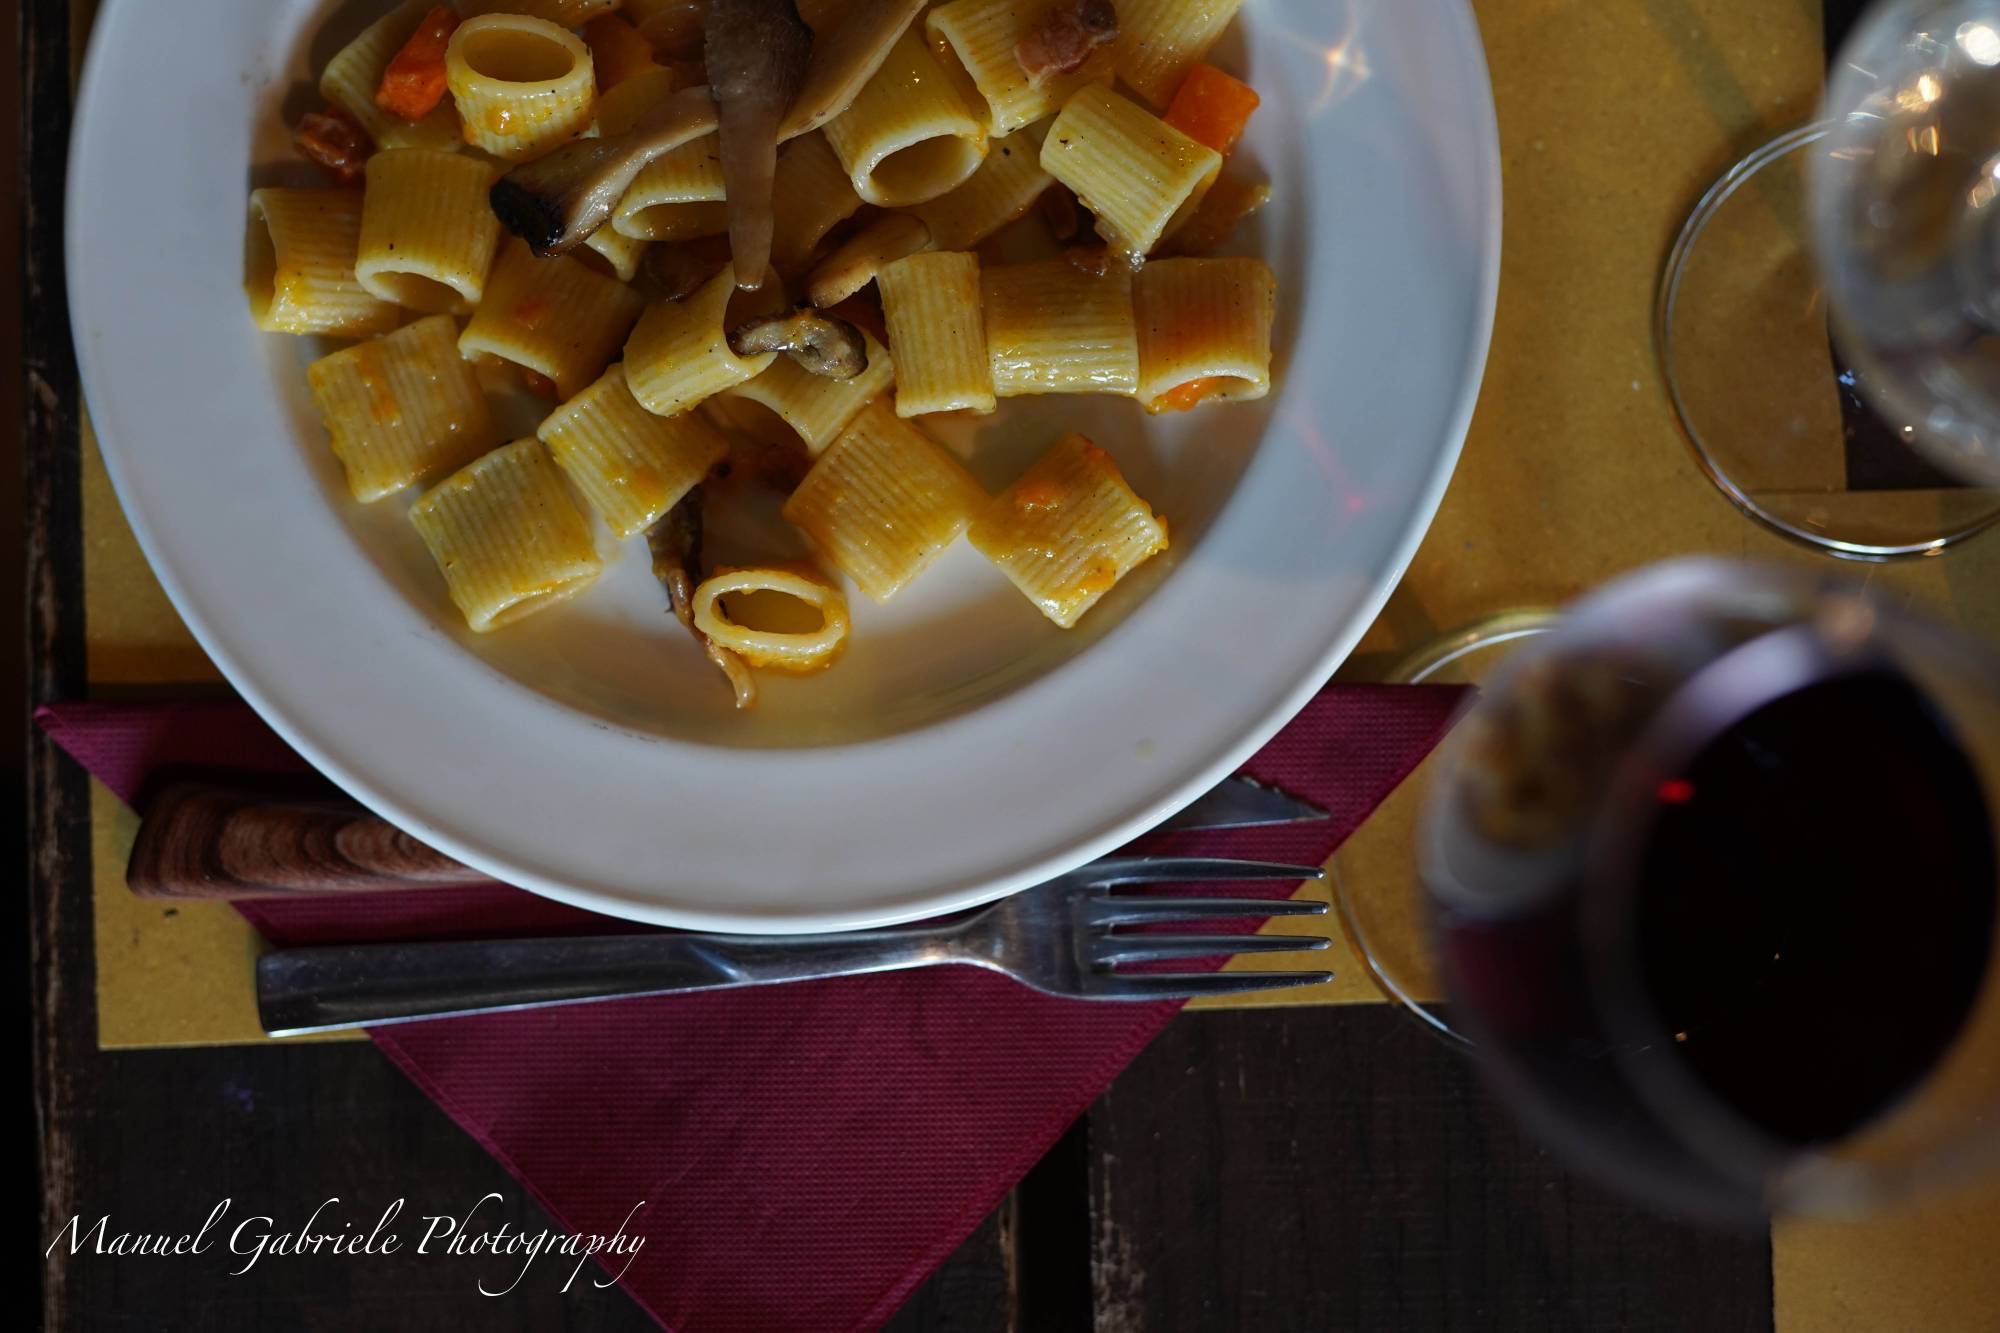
[1087,895,1328,926]
[1094,933,1332,965]
[1078,856,1326,888]
[1090,970,1335,999]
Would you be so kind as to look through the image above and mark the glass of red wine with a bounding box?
[1420,559,2000,1218]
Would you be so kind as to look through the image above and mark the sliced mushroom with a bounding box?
[489,84,720,257]
[727,307,868,379]
[706,0,813,290]
[777,0,926,139]
[804,212,930,308]
[646,488,757,710]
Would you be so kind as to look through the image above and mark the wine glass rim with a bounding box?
[1655,122,2000,560]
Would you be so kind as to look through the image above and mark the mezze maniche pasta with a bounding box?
[253,0,1276,711]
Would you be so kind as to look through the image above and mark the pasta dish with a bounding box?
[247,0,1278,712]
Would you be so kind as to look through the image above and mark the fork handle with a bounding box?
[256,929,971,1035]
[127,782,486,900]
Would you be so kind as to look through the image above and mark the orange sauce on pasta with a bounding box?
[353,344,403,427]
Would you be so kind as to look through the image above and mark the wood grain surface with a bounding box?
[26,0,91,1324]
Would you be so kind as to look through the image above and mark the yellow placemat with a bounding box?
[69,1,2000,1321]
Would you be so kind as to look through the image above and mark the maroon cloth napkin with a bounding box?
[39,686,1465,1331]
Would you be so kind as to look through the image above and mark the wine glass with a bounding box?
[1418,559,2000,1218]
[1658,1,2000,557]
[1812,0,2000,487]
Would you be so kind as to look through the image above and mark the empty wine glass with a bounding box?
[1419,559,2000,1218]
[1659,1,2000,556]
[1810,0,2000,486]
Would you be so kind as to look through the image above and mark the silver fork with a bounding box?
[257,857,1334,1035]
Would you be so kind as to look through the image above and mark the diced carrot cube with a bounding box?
[1164,65,1261,157]
[375,5,458,123]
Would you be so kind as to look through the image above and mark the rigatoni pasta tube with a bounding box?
[446,14,597,162]
[409,439,603,633]
[969,432,1168,628]
[538,363,730,538]
[910,124,1052,252]
[356,149,504,315]
[927,0,1115,136]
[768,133,866,276]
[579,224,651,283]
[981,258,1138,396]
[458,0,621,26]
[321,0,462,152]
[822,28,988,207]
[246,189,399,338]
[1134,257,1275,411]
[781,398,988,603]
[459,239,644,397]
[1041,85,1220,257]
[624,266,786,416]
[692,567,851,672]
[622,202,730,244]
[594,67,683,137]
[613,134,727,240]
[582,12,662,90]
[308,315,503,502]
[877,251,993,416]
[1115,0,1248,108]
[722,330,895,455]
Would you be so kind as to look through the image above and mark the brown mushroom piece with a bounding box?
[705,0,813,290]
[489,85,720,257]
[727,307,868,379]
[646,488,757,710]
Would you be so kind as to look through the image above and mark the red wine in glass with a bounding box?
[1422,561,2000,1218]
[1630,669,1993,1150]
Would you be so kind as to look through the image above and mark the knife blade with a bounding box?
[1158,775,1330,832]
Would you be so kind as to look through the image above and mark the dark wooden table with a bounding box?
[26,0,1778,1326]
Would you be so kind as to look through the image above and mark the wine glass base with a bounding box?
[1329,610,1557,1046]
[1657,124,2000,559]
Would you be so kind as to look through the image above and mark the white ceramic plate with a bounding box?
[68,0,1499,931]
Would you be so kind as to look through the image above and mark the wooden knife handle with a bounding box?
[126,782,493,900]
